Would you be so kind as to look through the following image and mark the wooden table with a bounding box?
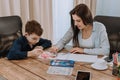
[0,56,117,80]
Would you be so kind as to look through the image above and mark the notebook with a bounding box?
[50,59,75,67]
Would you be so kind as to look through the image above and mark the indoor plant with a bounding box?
[117,65,120,80]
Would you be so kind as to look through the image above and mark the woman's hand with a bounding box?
[70,47,84,54]
[49,46,58,53]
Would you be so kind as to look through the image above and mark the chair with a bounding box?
[94,15,120,60]
[0,16,22,57]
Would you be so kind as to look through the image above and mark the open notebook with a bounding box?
[55,53,98,63]
[38,52,98,63]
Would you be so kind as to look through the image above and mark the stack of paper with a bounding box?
[55,53,98,63]
[47,66,73,75]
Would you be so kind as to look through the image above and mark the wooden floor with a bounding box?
[0,57,117,80]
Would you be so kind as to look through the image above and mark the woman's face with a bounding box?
[72,14,86,30]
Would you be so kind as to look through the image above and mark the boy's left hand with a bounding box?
[28,48,43,57]
[35,46,43,50]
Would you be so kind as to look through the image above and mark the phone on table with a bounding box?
[76,70,91,80]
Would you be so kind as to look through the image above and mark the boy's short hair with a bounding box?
[25,20,43,36]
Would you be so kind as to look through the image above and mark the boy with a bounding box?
[7,20,52,60]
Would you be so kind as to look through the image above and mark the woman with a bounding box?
[50,4,110,55]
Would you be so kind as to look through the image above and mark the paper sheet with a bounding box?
[47,66,73,75]
[38,51,56,59]
[55,53,98,63]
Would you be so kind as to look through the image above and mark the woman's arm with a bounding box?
[84,27,110,55]
[55,27,73,51]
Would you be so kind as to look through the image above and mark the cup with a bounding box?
[91,59,108,70]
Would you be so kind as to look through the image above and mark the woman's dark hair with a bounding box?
[70,4,93,47]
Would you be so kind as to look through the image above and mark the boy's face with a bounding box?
[25,33,41,45]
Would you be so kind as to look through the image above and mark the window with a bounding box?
[52,0,73,44]
[96,0,120,17]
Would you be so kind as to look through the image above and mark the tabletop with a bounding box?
[0,55,117,80]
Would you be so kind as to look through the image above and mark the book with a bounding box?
[50,59,75,67]
[47,59,74,75]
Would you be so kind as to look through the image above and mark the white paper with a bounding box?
[55,53,98,63]
[47,66,73,75]
[38,51,56,59]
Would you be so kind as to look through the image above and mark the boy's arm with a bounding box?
[7,39,27,60]
[38,38,52,49]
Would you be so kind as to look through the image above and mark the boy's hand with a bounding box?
[35,46,43,50]
[28,48,43,57]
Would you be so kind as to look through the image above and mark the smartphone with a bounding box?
[76,70,91,80]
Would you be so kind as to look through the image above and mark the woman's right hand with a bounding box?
[49,46,58,53]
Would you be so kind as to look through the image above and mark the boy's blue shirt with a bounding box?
[7,36,52,60]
